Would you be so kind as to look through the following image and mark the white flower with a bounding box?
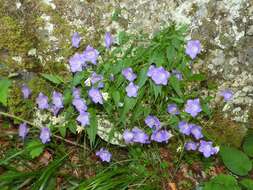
[102,92,109,101]
[84,78,91,86]
[76,125,84,133]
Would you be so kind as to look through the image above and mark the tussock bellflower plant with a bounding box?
[13,27,222,162]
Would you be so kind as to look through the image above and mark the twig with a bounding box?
[0,111,89,150]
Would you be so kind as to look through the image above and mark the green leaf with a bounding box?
[150,49,165,66]
[32,154,68,190]
[169,97,184,104]
[59,126,66,137]
[188,73,206,81]
[0,170,38,182]
[118,31,129,45]
[86,109,97,147]
[243,133,253,157]
[240,179,253,190]
[41,74,64,85]
[203,174,240,190]
[202,102,211,117]
[137,67,148,88]
[27,140,45,159]
[166,45,176,65]
[112,90,120,106]
[220,146,252,176]
[169,76,183,97]
[67,120,77,134]
[0,78,11,106]
[63,88,72,105]
[72,72,86,86]
[123,96,137,114]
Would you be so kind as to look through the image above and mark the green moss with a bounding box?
[0,16,33,53]
[7,76,54,123]
[204,112,247,147]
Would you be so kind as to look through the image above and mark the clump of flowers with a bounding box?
[16,25,233,161]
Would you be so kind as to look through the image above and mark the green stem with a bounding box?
[0,111,36,127]
[0,111,89,150]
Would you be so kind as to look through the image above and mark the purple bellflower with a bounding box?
[147,65,170,85]
[178,121,192,135]
[190,124,203,140]
[21,85,31,99]
[122,67,137,82]
[36,93,49,110]
[132,127,149,144]
[76,112,90,127]
[185,40,201,59]
[90,72,103,85]
[185,141,198,151]
[49,105,61,116]
[18,123,28,140]
[105,32,113,49]
[72,32,81,48]
[69,53,86,73]
[198,140,219,158]
[145,115,161,130]
[83,45,99,65]
[126,82,139,98]
[40,127,51,144]
[185,98,202,117]
[151,129,172,143]
[72,87,81,99]
[96,148,112,162]
[52,91,64,109]
[88,88,103,104]
[220,89,233,102]
[123,129,134,144]
[72,98,87,113]
[167,104,180,115]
